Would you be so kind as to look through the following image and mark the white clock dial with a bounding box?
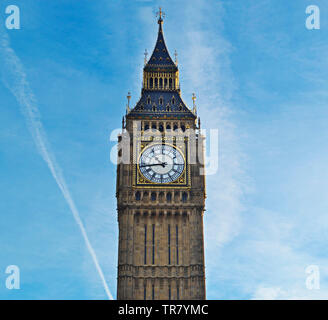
[139,144,185,183]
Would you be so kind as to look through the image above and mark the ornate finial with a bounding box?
[127,92,131,106]
[156,7,165,23]
[144,49,148,66]
[192,93,197,114]
[192,93,196,104]
[126,92,131,114]
[174,50,178,65]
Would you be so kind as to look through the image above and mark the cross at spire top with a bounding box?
[156,7,165,23]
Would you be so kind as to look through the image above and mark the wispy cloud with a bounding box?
[180,0,247,251]
[0,30,113,300]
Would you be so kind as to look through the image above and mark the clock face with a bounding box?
[138,144,185,184]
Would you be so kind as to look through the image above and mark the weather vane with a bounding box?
[156,7,165,21]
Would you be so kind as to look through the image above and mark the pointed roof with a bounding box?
[144,16,177,71]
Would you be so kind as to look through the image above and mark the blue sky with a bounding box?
[0,0,327,299]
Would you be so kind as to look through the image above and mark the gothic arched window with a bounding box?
[182,192,188,203]
[135,191,141,201]
[151,192,157,201]
[166,192,172,202]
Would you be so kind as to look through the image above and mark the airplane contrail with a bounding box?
[0,31,114,300]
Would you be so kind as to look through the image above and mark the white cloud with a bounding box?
[252,286,286,300]
[253,286,328,300]
[179,1,247,251]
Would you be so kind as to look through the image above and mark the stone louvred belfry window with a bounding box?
[152,224,155,264]
[168,224,171,265]
[176,225,179,264]
[182,192,187,202]
[144,224,147,265]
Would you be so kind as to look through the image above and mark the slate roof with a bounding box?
[144,20,177,71]
[127,90,196,119]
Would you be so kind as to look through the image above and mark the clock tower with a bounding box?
[116,10,206,300]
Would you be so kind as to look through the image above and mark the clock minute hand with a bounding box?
[139,163,166,168]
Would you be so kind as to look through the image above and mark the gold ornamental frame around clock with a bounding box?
[133,142,191,189]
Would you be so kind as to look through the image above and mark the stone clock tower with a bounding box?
[116,10,206,300]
